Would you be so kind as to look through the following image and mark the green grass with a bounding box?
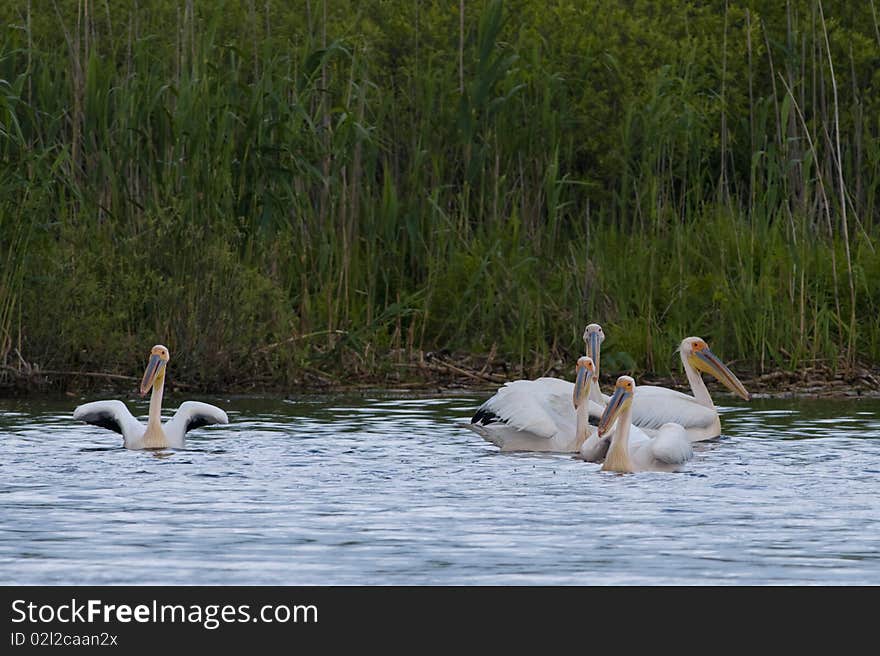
[1,0,878,390]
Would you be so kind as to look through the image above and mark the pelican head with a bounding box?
[680,337,750,401]
[598,375,635,437]
[573,356,595,409]
[140,344,170,396]
[582,323,604,380]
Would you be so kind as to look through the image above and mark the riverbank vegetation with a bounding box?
[2,0,879,393]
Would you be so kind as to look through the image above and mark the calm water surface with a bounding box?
[1,392,879,585]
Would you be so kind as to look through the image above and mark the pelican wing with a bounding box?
[630,386,717,432]
[647,423,694,465]
[579,422,651,463]
[73,400,143,438]
[472,377,581,439]
[164,401,228,440]
[578,433,610,462]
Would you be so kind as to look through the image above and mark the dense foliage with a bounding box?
[2,0,879,389]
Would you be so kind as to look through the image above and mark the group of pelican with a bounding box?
[73,327,750,472]
[466,324,751,473]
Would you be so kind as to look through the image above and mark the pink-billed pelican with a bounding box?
[73,345,228,450]
[628,337,751,442]
[598,376,693,473]
[467,324,605,450]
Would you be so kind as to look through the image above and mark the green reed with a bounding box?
[0,0,878,389]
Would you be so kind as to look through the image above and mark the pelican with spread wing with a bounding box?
[73,345,228,449]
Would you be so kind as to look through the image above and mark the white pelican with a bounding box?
[574,358,611,462]
[628,337,751,442]
[73,345,228,450]
[598,376,693,473]
[582,323,606,405]
[467,355,652,454]
[574,357,651,462]
[576,326,750,442]
[466,356,606,452]
[467,324,603,449]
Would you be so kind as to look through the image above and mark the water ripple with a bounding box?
[0,394,878,584]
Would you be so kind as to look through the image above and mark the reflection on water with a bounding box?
[0,393,878,584]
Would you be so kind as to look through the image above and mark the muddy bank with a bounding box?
[2,350,879,400]
[399,351,880,399]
